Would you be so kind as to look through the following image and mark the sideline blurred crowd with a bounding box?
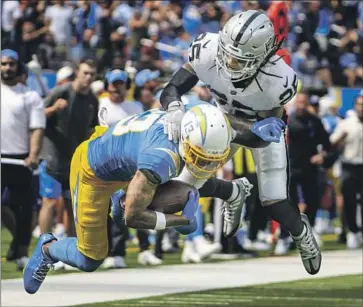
[2,0,362,87]
[1,0,362,271]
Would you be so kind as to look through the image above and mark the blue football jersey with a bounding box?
[87,109,181,184]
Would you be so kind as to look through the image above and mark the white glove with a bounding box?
[27,54,42,75]
[164,101,185,143]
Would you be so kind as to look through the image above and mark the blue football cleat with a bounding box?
[23,233,57,294]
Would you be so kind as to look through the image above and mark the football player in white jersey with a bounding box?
[160,10,321,275]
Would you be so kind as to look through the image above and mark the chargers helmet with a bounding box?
[179,104,232,179]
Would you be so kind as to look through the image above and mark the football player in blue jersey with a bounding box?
[23,104,233,294]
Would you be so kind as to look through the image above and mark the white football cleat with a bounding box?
[181,241,201,263]
[102,256,127,269]
[292,213,322,275]
[16,256,29,271]
[243,238,271,251]
[347,232,363,249]
[138,251,162,266]
[222,177,253,238]
[193,236,221,259]
[53,261,66,271]
[274,238,292,255]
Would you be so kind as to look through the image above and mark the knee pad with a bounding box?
[251,136,288,203]
[77,253,103,272]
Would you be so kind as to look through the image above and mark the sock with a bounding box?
[198,178,234,201]
[48,237,102,272]
[186,205,203,241]
[263,199,304,237]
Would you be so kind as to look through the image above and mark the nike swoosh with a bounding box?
[257,124,270,131]
[283,76,288,88]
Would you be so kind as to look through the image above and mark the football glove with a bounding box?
[163,101,185,143]
[251,117,285,143]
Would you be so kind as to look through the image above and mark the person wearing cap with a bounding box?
[37,59,98,250]
[55,66,74,86]
[133,69,161,110]
[135,69,161,91]
[98,69,143,127]
[1,49,46,269]
[330,95,363,249]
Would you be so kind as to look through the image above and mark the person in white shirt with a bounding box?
[330,95,363,249]
[98,69,143,126]
[1,49,46,270]
[44,0,74,46]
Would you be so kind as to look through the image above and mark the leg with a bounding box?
[137,230,150,252]
[10,166,35,258]
[251,136,321,275]
[341,165,359,233]
[38,161,62,234]
[250,137,303,236]
[24,142,113,294]
[1,168,17,261]
[300,169,320,228]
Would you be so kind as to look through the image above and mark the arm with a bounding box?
[230,107,284,148]
[330,120,348,148]
[124,170,190,229]
[25,128,44,169]
[25,92,46,168]
[44,87,67,118]
[159,63,199,110]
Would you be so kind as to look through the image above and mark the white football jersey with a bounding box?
[188,32,298,121]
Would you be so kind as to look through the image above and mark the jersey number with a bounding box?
[279,74,298,105]
[112,110,163,136]
[189,33,207,62]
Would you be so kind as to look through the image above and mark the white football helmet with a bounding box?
[179,104,232,179]
[216,10,278,82]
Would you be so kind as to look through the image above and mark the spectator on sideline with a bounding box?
[1,49,45,269]
[38,59,98,241]
[281,91,332,253]
[98,69,161,268]
[134,69,161,110]
[330,95,363,249]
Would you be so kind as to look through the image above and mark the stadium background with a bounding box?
[1,0,362,306]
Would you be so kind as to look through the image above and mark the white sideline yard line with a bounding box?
[1,250,362,307]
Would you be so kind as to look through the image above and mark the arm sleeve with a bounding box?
[138,148,180,184]
[159,67,199,110]
[330,120,346,144]
[43,86,65,108]
[27,91,46,129]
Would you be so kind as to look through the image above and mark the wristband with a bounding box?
[154,211,166,230]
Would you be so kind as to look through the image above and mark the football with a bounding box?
[148,180,197,214]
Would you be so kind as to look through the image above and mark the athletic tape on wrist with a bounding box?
[154,211,167,230]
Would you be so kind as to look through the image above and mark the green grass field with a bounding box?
[76,274,363,307]
[1,227,346,280]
